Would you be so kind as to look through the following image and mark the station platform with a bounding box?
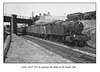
[5,34,73,63]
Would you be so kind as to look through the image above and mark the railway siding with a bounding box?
[5,34,73,63]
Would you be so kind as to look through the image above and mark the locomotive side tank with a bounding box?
[46,24,65,35]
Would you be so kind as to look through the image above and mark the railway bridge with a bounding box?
[4,14,33,34]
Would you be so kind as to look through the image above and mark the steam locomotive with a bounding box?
[25,20,91,47]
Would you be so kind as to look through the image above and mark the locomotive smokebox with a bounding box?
[72,21,84,33]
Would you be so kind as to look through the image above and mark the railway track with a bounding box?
[22,35,96,63]
[43,36,96,54]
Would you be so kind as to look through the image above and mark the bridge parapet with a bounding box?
[17,15,32,19]
[4,14,12,17]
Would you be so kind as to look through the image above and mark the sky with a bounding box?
[4,2,96,17]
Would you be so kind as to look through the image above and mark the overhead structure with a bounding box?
[4,14,33,34]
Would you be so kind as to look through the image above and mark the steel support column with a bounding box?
[11,15,17,34]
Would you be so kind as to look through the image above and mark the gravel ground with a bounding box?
[5,34,73,63]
